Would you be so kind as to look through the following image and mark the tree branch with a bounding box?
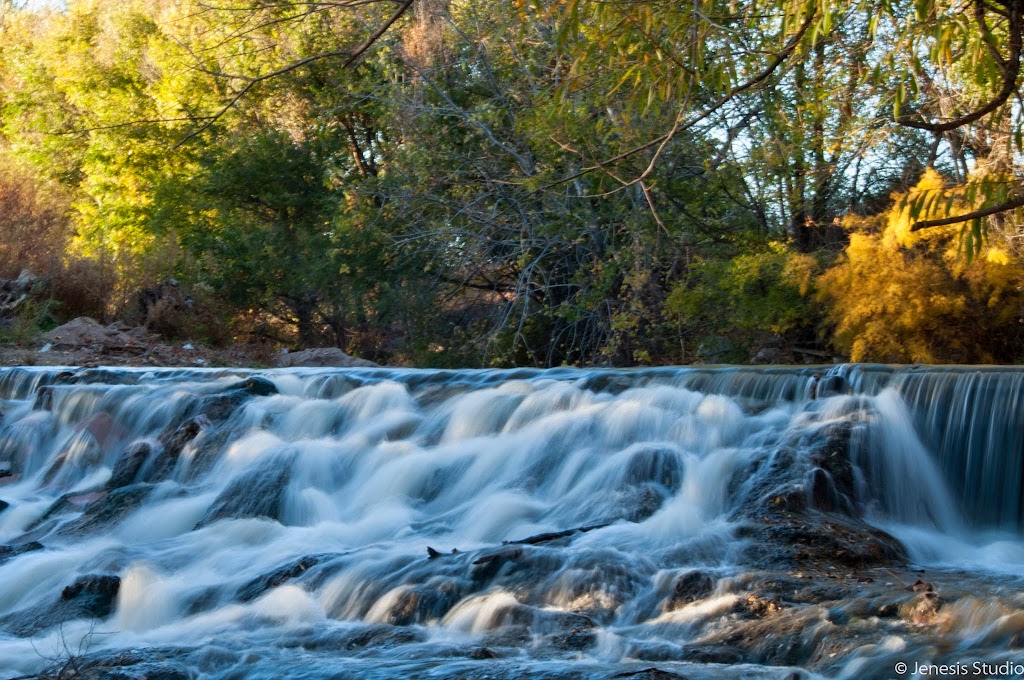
[911,194,1024,230]
[531,9,817,194]
[174,0,413,148]
[896,0,1021,133]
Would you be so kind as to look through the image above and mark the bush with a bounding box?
[49,257,115,323]
[816,170,1024,363]
[666,242,820,361]
[0,156,71,280]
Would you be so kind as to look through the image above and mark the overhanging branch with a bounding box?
[174,0,413,148]
[911,195,1024,230]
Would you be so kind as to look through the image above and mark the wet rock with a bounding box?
[769,487,808,513]
[812,374,848,398]
[277,347,378,368]
[618,485,668,523]
[548,626,597,651]
[504,523,610,547]
[745,513,907,570]
[0,573,120,636]
[625,642,686,662]
[61,573,121,614]
[160,416,210,456]
[38,647,192,680]
[805,424,859,515]
[470,547,526,583]
[106,440,153,490]
[145,416,211,482]
[231,376,278,397]
[192,378,277,423]
[907,578,934,593]
[32,385,54,411]
[577,373,637,395]
[41,430,106,486]
[340,624,424,650]
[625,447,683,491]
[900,591,944,625]
[237,554,328,602]
[809,468,840,513]
[610,669,691,680]
[692,606,825,667]
[195,456,291,528]
[181,426,233,482]
[469,647,501,659]
[0,499,7,514]
[733,593,783,618]
[382,579,463,625]
[679,644,749,664]
[0,541,43,565]
[665,570,716,610]
[59,484,155,536]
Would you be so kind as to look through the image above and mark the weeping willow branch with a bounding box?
[531,9,817,194]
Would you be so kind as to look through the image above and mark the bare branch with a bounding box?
[175,0,413,148]
[911,194,1024,230]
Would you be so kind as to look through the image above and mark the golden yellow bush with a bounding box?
[817,171,1024,363]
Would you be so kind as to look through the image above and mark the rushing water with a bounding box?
[0,365,1022,679]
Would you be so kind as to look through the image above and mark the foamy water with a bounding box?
[0,365,1021,678]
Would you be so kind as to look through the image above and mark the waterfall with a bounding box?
[0,364,1021,679]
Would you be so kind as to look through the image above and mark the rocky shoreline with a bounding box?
[0,317,378,370]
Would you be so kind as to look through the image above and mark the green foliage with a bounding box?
[1,0,1023,366]
[667,243,820,360]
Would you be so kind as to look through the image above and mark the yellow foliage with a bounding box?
[818,171,1024,363]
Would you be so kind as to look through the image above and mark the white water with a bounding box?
[0,365,1022,678]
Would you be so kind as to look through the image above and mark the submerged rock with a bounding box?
[0,573,120,637]
[195,456,291,528]
[236,554,337,602]
[106,440,153,489]
[0,541,43,566]
[900,590,944,625]
[665,570,717,610]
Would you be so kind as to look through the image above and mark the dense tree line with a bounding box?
[0,0,1022,365]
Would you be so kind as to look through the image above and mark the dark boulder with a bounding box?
[59,484,155,536]
[0,541,43,566]
[625,447,683,491]
[145,416,211,482]
[189,377,277,424]
[378,579,463,625]
[236,554,333,602]
[665,570,716,610]
[0,573,120,637]
[107,440,153,490]
[195,456,291,528]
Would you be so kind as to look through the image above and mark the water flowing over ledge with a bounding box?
[0,364,1022,679]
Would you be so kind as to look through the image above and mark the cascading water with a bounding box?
[0,365,1022,679]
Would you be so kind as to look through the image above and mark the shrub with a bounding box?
[816,170,1024,363]
[0,156,71,280]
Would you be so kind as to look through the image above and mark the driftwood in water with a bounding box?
[502,522,611,546]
